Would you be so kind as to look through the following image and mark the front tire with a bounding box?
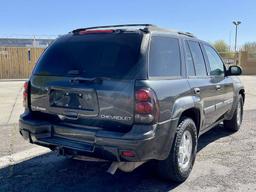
[156,118,198,182]
[224,95,243,132]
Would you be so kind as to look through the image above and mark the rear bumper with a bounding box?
[19,112,178,162]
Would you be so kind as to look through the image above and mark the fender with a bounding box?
[171,95,204,130]
[225,78,245,120]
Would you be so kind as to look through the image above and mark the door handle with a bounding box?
[216,85,221,90]
[194,88,200,94]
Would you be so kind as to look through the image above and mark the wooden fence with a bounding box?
[239,51,256,75]
[0,47,44,79]
[218,51,256,75]
[1,47,255,79]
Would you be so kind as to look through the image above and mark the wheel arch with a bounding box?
[171,96,203,136]
[225,87,245,120]
[239,89,245,102]
[178,108,201,136]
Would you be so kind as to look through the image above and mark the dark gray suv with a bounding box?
[19,24,244,182]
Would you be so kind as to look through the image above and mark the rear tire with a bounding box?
[224,95,243,132]
[156,118,198,183]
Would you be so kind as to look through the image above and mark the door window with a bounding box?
[203,45,224,76]
[188,41,207,76]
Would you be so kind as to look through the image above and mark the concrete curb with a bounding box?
[0,147,50,169]
[0,79,27,82]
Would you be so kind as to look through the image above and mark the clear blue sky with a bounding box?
[0,0,255,48]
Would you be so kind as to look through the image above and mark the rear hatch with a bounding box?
[29,31,144,132]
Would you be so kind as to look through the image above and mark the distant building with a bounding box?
[0,38,54,48]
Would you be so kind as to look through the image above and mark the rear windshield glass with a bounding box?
[33,33,142,78]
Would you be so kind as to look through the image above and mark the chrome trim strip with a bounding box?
[204,105,215,114]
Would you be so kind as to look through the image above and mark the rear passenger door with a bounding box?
[201,43,234,118]
[184,40,220,129]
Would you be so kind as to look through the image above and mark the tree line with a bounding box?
[213,40,256,55]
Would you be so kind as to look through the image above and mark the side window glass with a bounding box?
[188,41,207,76]
[203,45,224,76]
[149,36,181,77]
[184,41,195,76]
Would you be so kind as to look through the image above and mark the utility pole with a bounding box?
[229,31,232,52]
[233,21,241,52]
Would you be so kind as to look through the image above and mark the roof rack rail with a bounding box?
[178,31,195,38]
[72,24,156,33]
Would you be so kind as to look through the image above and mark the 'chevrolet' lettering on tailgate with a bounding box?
[100,115,132,121]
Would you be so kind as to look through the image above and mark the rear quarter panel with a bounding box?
[135,79,192,122]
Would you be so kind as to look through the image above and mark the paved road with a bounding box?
[0,81,34,157]
[0,76,256,192]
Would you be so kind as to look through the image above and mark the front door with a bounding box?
[201,44,234,119]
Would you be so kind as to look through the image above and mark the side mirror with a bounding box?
[226,66,242,76]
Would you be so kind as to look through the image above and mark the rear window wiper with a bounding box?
[70,77,111,84]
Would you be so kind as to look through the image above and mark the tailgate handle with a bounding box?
[58,112,78,120]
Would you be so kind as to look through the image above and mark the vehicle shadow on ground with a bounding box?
[0,155,179,192]
[197,124,233,152]
[0,125,234,192]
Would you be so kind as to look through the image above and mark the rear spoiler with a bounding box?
[71,24,156,34]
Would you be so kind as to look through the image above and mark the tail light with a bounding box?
[23,81,29,108]
[134,88,159,124]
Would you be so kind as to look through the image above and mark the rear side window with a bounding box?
[149,36,181,77]
[187,41,207,76]
[33,33,142,79]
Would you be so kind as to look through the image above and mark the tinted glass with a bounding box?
[188,41,207,76]
[33,33,142,79]
[184,41,195,76]
[204,44,224,76]
[149,36,181,77]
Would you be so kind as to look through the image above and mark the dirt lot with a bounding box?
[0,76,256,192]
